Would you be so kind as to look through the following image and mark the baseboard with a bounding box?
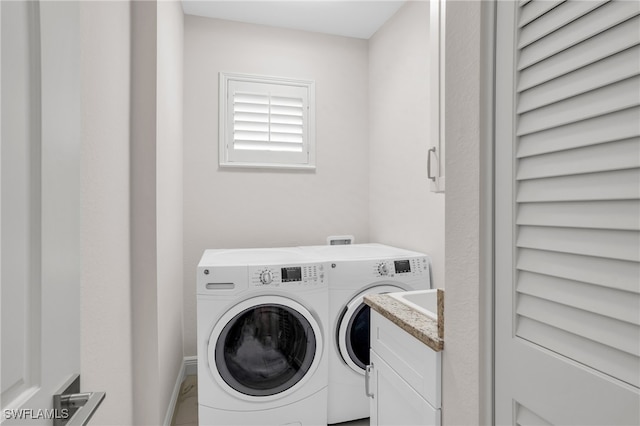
[184,355,197,377]
[164,356,198,426]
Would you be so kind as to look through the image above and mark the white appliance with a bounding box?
[304,244,432,424]
[196,248,329,426]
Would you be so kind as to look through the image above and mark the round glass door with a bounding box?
[345,303,370,370]
[337,284,407,373]
[214,303,317,397]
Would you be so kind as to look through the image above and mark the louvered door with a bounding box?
[495,1,640,424]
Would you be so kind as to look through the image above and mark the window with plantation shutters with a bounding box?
[495,0,640,423]
[219,73,315,169]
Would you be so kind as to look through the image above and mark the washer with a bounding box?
[304,244,432,424]
[197,248,329,426]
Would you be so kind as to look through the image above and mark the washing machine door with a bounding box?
[337,284,408,374]
[209,295,322,400]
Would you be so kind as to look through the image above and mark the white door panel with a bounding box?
[495,0,640,424]
[1,1,84,424]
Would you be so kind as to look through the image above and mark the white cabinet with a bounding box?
[368,310,442,426]
[428,0,445,193]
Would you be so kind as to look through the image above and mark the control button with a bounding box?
[378,263,389,276]
[259,270,273,285]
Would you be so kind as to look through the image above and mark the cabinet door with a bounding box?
[428,0,445,193]
[370,351,440,426]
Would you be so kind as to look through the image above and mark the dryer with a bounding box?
[304,244,432,424]
[196,248,329,426]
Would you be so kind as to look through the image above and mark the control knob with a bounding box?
[377,262,389,276]
[259,270,273,285]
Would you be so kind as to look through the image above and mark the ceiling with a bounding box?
[181,1,407,39]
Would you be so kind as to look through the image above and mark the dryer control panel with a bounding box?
[374,256,429,277]
[249,263,326,287]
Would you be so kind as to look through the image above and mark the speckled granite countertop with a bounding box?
[364,290,444,352]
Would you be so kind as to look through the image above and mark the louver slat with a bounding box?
[517,317,640,387]
[516,138,640,179]
[517,76,640,136]
[517,271,639,325]
[517,248,640,294]
[517,16,640,92]
[517,200,640,231]
[513,1,640,387]
[518,1,608,49]
[518,1,640,70]
[517,47,640,114]
[519,0,565,28]
[517,107,640,158]
[517,226,640,262]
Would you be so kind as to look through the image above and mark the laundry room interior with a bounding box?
[181,1,450,424]
[0,0,503,424]
[6,0,637,425]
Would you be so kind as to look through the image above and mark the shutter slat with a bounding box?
[519,0,565,28]
[517,76,640,136]
[234,93,269,104]
[517,271,640,325]
[518,1,640,70]
[234,131,269,142]
[518,17,640,92]
[269,133,303,144]
[517,138,640,179]
[271,114,303,125]
[517,107,640,158]
[518,0,609,49]
[517,48,640,113]
[517,317,640,387]
[271,96,303,107]
[517,248,640,294]
[517,200,640,231]
[234,141,303,153]
[517,294,640,356]
[271,105,303,117]
[517,226,640,262]
[234,103,269,114]
[234,112,269,123]
[270,123,303,135]
[516,169,640,202]
[233,121,269,132]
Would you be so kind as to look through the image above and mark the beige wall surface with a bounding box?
[156,0,185,422]
[182,16,370,355]
[443,1,491,424]
[368,1,445,289]
[80,1,185,423]
[79,2,133,424]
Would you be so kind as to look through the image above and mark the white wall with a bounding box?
[79,2,133,424]
[368,1,445,288]
[157,0,185,422]
[183,16,370,355]
[131,1,185,424]
[442,1,492,424]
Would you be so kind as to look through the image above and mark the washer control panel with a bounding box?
[374,256,429,277]
[249,263,326,287]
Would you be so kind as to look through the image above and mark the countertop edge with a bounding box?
[364,293,444,352]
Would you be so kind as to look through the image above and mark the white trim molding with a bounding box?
[163,356,198,426]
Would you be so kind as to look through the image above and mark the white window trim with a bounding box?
[219,72,316,170]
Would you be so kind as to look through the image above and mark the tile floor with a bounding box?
[170,375,369,426]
